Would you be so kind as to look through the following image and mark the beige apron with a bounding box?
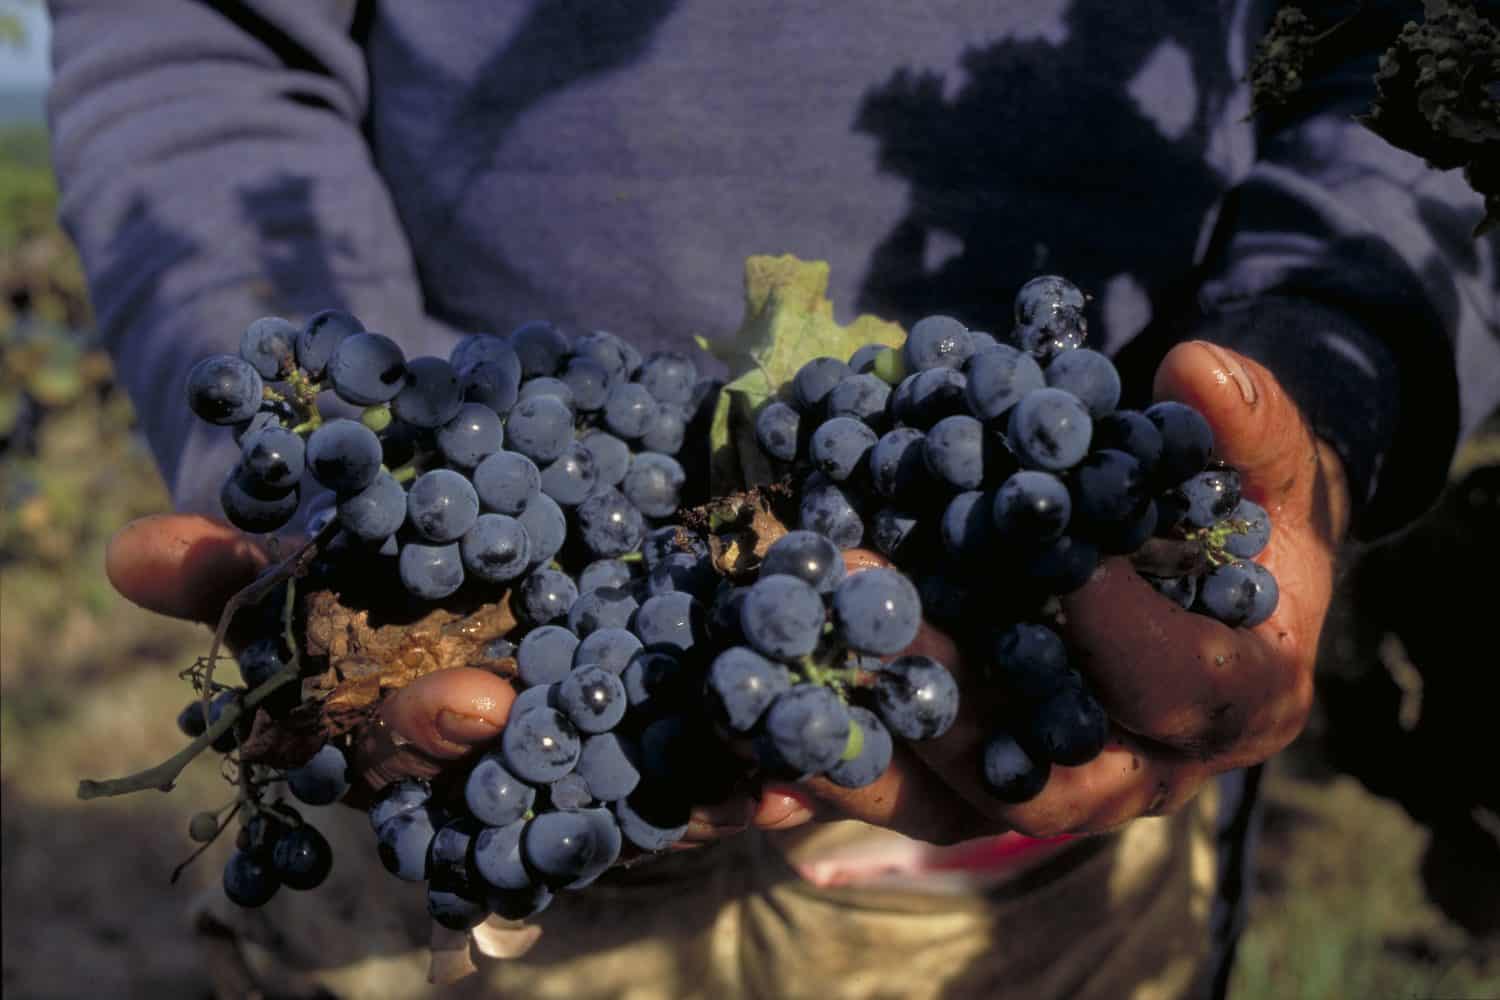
[195,787,1219,1000]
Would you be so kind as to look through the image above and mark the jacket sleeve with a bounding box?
[47,0,459,517]
[1185,0,1499,539]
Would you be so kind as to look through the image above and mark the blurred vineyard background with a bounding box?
[1,7,1497,998]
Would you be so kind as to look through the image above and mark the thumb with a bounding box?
[379,668,514,759]
[347,668,516,803]
[106,514,271,625]
[1151,341,1324,517]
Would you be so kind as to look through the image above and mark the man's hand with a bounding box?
[105,514,515,795]
[104,514,757,841]
[781,341,1350,842]
[107,339,1347,849]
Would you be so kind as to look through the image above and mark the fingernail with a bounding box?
[757,788,816,829]
[1201,343,1258,407]
[435,709,501,745]
[771,803,815,829]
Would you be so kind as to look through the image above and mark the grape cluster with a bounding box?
[182,313,718,919]
[173,274,1277,924]
[709,531,958,781]
[186,312,707,601]
[180,696,349,907]
[358,524,963,929]
[754,275,1279,799]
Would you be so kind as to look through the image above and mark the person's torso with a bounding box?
[365,1,1258,354]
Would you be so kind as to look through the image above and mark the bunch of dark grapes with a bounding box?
[358,521,961,928]
[181,312,712,919]
[188,313,709,599]
[755,275,1279,800]
[170,273,1277,927]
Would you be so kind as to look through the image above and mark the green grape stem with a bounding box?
[282,368,324,410]
[799,653,863,694]
[269,368,325,434]
[1184,516,1251,568]
[77,656,300,800]
[80,525,334,802]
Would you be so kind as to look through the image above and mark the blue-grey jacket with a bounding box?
[46,0,1500,534]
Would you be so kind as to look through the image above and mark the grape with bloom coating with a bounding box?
[240,316,299,379]
[762,684,852,775]
[874,656,959,740]
[306,419,382,494]
[904,315,974,371]
[223,850,280,908]
[760,531,845,594]
[407,469,480,543]
[826,707,894,789]
[460,513,531,582]
[501,707,582,784]
[298,309,362,377]
[393,356,464,429]
[739,575,826,661]
[271,825,334,891]
[464,756,536,828]
[706,646,790,732]
[473,451,541,515]
[1007,388,1092,471]
[286,744,349,806]
[188,355,263,425]
[399,542,464,600]
[830,568,921,655]
[328,332,406,405]
[622,453,685,518]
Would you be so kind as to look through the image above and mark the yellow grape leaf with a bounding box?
[709,255,905,494]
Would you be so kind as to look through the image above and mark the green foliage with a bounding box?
[0,119,135,578]
[706,254,904,495]
[0,122,51,174]
[0,124,92,330]
[1360,0,1500,235]
[1248,2,1500,236]
[1247,7,1343,115]
[0,337,154,569]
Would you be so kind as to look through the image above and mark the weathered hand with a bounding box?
[108,339,1346,849]
[105,515,513,794]
[776,341,1350,843]
[103,514,757,842]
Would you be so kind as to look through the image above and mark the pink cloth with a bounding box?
[792,831,1076,893]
